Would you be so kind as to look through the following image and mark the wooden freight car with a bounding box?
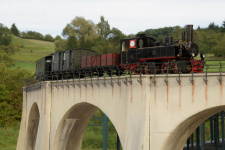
[81,53,120,68]
[51,49,96,73]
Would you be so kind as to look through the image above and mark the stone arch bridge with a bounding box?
[16,73,225,150]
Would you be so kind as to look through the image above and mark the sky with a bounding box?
[0,0,225,37]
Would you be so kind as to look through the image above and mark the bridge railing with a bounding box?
[21,60,225,91]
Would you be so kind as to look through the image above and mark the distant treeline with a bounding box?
[9,23,55,42]
[21,31,54,42]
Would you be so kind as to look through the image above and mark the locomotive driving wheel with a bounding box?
[170,61,179,74]
[161,63,168,74]
[133,66,141,74]
[144,65,152,74]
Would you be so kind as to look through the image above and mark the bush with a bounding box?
[0,63,32,127]
[212,34,225,57]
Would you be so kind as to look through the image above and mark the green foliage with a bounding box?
[142,26,175,41]
[66,36,78,50]
[97,16,110,40]
[212,34,225,57]
[10,23,20,37]
[54,38,67,52]
[221,20,225,33]
[0,43,20,55]
[21,31,44,40]
[0,23,12,46]
[21,31,55,41]
[62,16,100,49]
[195,29,222,54]
[0,63,32,127]
[44,34,54,41]
[55,35,62,40]
[0,53,14,66]
[208,22,220,32]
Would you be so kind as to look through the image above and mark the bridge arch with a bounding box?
[52,102,123,150]
[26,102,40,150]
[163,105,225,150]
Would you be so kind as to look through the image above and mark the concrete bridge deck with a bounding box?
[16,73,225,150]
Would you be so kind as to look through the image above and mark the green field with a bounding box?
[11,36,55,73]
[0,125,19,150]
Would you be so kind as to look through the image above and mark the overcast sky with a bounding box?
[0,0,225,37]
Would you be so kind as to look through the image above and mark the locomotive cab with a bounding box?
[120,34,157,64]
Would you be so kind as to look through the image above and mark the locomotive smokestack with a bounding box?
[186,24,193,42]
[182,31,185,41]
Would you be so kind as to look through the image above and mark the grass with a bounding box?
[0,125,20,150]
[11,36,55,73]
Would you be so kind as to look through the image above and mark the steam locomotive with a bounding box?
[36,25,205,80]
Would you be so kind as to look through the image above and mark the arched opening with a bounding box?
[53,102,123,150]
[26,102,40,150]
[164,106,225,150]
[183,111,225,150]
[82,109,123,150]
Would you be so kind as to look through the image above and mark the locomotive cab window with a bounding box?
[122,41,129,51]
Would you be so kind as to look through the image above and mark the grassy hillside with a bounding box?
[11,36,55,73]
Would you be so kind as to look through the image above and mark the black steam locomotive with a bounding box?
[36,25,205,80]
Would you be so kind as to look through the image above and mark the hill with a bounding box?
[11,36,55,73]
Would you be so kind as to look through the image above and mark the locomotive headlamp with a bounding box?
[200,52,206,59]
[129,40,136,48]
[191,52,195,57]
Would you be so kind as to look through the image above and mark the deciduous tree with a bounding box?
[97,16,110,40]
[66,36,78,50]
[0,23,12,46]
[10,23,20,36]
[62,16,99,49]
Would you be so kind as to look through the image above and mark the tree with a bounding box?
[97,16,110,40]
[208,22,220,31]
[143,26,175,41]
[221,20,225,32]
[0,23,12,46]
[66,36,78,50]
[109,27,126,44]
[10,23,20,36]
[0,63,32,126]
[55,35,62,41]
[44,34,54,41]
[54,39,67,52]
[170,26,183,41]
[212,34,225,57]
[62,16,99,49]
[107,28,126,53]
